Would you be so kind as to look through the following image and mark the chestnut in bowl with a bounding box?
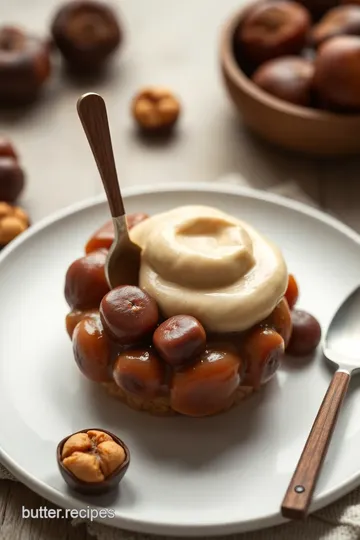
[311,5,360,47]
[57,428,130,495]
[220,1,360,155]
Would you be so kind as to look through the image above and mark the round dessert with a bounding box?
[64,208,321,417]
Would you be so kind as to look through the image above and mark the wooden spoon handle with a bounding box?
[281,370,350,521]
[77,93,125,218]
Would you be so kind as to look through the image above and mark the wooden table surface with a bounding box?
[1,0,360,538]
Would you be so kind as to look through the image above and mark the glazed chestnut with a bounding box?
[287,309,321,356]
[85,213,149,254]
[252,57,314,106]
[285,274,299,310]
[64,249,109,310]
[113,347,165,399]
[311,6,360,47]
[57,428,130,495]
[235,1,311,66]
[0,138,17,160]
[0,158,25,203]
[100,285,159,344]
[51,0,122,73]
[65,308,99,338]
[153,315,206,367]
[263,298,293,347]
[242,328,284,390]
[0,26,51,105]
[314,35,360,111]
[170,347,242,417]
[132,87,181,133]
[73,315,113,382]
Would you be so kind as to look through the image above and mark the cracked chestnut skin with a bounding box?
[0,26,51,105]
[57,428,130,495]
[51,0,122,72]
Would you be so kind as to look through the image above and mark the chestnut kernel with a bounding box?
[252,57,314,106]
[65,308,99,338]
[51,0,122,73]
[242,328,284,390]
[57,428,130,495]
[64,248,109,310]
[0,26,51,105]
[153,315,206,367]
[132,87,181,133]
[100,285,159,344]
[0,202,29,245]
[235,1,311,66]
[0,158,25,203]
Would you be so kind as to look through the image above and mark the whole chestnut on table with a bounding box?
[252,56,314,106]
[57,428,130,495]
[0,138,17,160]
[311,5,360,47]
[235,1,311,67]
[0,158,25,203]
[51,0,122,73]
[0,26,51,105]
[313,35,360,111]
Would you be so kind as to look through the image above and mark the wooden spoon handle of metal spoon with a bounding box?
[281,370,350,520]
[77,92,125,218]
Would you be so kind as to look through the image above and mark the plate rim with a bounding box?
[1,181,360,536]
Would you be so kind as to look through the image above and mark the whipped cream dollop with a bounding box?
[130,205,288,332]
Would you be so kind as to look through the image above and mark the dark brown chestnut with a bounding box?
[0,26,51,105]
[64,248,110,310]
[153,315,206,367]
[311,5,360,47]
[0,137,17,160]
[51,0,122,73]
[298,0,339,20]
[100,285,159,344]
[252,56,314,106]
[313,35,360,111]
[235,1,311,67]
[0,158,25,203]
[57,428,130,495]
[85,213,149,254]
[286,309,321,356]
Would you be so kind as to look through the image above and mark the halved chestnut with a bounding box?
[57,428,130,495]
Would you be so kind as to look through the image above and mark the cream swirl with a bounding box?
[130,205,288,332]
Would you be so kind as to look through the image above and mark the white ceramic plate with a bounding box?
[1,183,360,536]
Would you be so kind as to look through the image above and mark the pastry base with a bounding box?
[102,382,254,416]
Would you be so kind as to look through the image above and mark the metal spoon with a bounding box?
[281,285,360,520]
[77,92,141,289]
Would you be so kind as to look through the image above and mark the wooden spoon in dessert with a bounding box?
[77,92,141,288]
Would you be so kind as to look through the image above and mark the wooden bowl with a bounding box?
[219,3,360,156]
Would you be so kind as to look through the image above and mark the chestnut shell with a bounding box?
[56,427,130,495]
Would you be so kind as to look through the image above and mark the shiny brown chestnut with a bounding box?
[57,428,130,495]
[0,158,25,203]
[51,0,122,73]
[235,1,311,67]
[85,213,149,254]
[153,315,206,367]
[0,26,51,105]
[314,35,360,111]
[287,309,321,356]
[252,56,314,106]
[100,285,159,344]
[311,5,360,47]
